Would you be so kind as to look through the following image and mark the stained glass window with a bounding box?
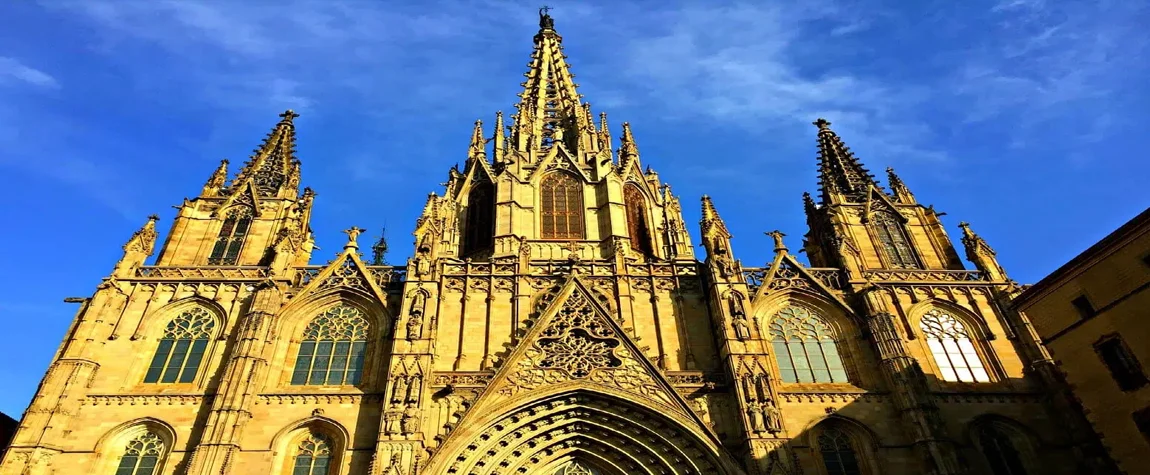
[144,308,215,384]
[977,425,1029,475]
[462,183,495,255]
[114,431,164,475]
[624,184,654,256]
[818,428,862,475]
[291,306,369,386]
[920,309,990,383]
[292,433,332,475]
[540,172,584,240]
[769,306,848,383]
[208,208,253,265]
[871,211,918,269]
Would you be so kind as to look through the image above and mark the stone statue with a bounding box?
[748,404,767,433]
[391,376,409,404]
[733,317,751,341]
[384,405,402,434]
[406,313,423,340]
[401,404,420,434]
[763,402,783,433]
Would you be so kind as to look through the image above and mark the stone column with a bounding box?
[184,281,281,475]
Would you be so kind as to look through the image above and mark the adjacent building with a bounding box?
[1013,207,1150,473]
[0,10,1121,475]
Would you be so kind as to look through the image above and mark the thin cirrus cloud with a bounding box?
[0,56,59,89]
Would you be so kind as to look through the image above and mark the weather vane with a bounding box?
[540,5,552,15]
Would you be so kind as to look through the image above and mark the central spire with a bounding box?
[813,118,879,204]
[511,7,592,158]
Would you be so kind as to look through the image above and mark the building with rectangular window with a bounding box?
[0,9,1123,475]
[1013,207,1150,472]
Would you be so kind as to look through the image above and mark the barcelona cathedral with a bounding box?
[0,9,1121,475]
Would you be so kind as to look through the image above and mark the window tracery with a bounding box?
[291,306,369,386]
[976,424,1029,475]
[208,207,253,265]
[114,431,165,475]
[554,461,598,475]
[144,307,215,384]
[768,306,848,383]
[623,184,653,256]
[920,309,989,383]
[540,172,584,240]
[870,210,918,269]
[817,428,863,475]
[292,433,333,475]
[462,183,495,256]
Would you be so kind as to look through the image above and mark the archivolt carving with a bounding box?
[432,393,729,475]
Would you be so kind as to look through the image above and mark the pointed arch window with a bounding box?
[818,428,863,475]
[463,182,495,256]
[144,308,215,384]
[208,207,253,265]
[920,309,989,382]
[769,306,848,383]
[540,172,584,240]
[291,306,369,386]
[114,431,165,475]
[870,210,919,269]
[292,433,333,475]
[624,184,654,256]
[976,425,1029,475]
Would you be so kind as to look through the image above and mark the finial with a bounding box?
[371,228,389,265]
[344,226,365,249]
[813,118,831,130]
[766,230,788,252]
[147,214,160,222]
[279,109,300,122]
[539,5,555,29]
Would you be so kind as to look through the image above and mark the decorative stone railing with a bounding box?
[862,269,984,283]
[741,267,844,294]
[293,265,406,290]
[135,266,270,280]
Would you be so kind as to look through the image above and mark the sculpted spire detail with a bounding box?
[229,110,301,199]
[813,118,879,204]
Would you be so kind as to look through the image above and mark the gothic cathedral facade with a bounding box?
[0,11,1117,475]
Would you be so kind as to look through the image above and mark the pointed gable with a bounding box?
[454,277,709,424]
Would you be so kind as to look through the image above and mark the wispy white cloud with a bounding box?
[0,57,59,89]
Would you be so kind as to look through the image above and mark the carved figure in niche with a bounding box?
[391,376,409,404]
[384,405,403,434]
[733,317,751,341]
[406,375,422,404]
[728,293,746,319]
[406,313,423,340]
[763,401,783,433]
[401,404,420,434]
[748,404,767,433]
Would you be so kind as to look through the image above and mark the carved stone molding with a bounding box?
[254,393,384,405]
[84,394,210,406]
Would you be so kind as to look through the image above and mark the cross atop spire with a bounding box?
[813,118,879,204]
[539,6,554,29]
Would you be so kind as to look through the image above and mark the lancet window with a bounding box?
[976,424,1029,475]
[920,309,990,383]
[114,431,165,475]
[144,308,215,384]
[768,306,849,383]
[462,183,495,256]
[624,184,654,256]
[207,207,253,265]
[292,433,333,475]
[870,210,919,269]
[817,428,863,475]
[291,306,369,386]
[540,172,584,240]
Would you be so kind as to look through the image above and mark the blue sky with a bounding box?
[0,0,1147,415]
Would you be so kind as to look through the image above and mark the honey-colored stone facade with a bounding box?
[1013,208,1150,474]
[0,10,1119,475]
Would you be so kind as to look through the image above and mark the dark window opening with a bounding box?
[540,172,584,240]
[1095,335,1148,391]
[1133,406,1150,445]
[977,425,1029,475]
[462,183,495,256]
[208,209,252,265]
[623,184,654,256]
[871,210,919,269]
[1072,295,1095,319]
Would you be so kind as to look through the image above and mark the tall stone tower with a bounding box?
[0,9,1114,475]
